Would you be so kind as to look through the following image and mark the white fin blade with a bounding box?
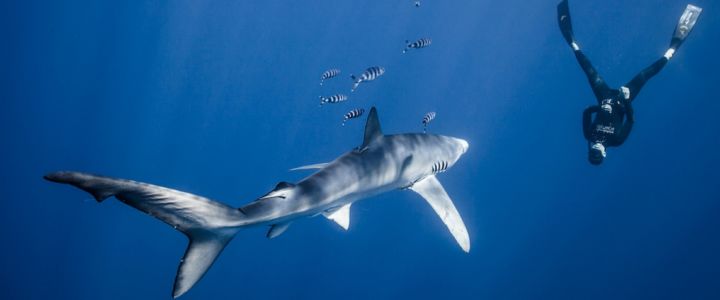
[410,175,470,252]
[323,204,351,230]
[290,163,329,171]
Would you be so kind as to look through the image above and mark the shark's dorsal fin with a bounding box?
[290,163,329,171]
[360,107,382,151]
[267,223,291,239]
[323,203,351,230]
[410,175,470,253]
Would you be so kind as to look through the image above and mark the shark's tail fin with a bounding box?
[43,171,245,298]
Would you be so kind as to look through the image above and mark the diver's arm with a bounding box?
[623,100,635,123]
[583,106,599,140]
[623,57,668,102]
[612,118,634,146]
[574,51,613,101]
[610,103,635,146]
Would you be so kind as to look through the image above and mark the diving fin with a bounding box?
[556,0,576,46]
[673,4,702,43]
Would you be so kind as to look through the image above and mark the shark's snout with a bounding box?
[455,138,469,154]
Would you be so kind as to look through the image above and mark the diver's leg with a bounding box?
[621,5,702,102]
[622,57,668,102]
[574,50,612,101]
[558,0,612,101]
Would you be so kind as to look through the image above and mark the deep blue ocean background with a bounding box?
[2,0,719,299]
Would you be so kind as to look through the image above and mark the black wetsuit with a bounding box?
[576,51,668,147]
[557,0,677,150]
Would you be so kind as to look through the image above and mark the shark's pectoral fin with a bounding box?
[410,175,470,253]
[290,163,329,171]
[267,223,291,239]
[360,107,383,150]
[323,204,351,230]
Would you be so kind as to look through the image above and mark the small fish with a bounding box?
[319,94,348,106]
[351,66,385,92]
[404,38,432,53]
[320,69,341,86]
[431,160,449,174]
[342,108,365,126]
[422,111,436,133]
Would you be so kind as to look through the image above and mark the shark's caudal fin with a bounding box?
[410,175,470,252]
[43,171,245,298]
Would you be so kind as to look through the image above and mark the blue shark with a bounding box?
[44,107,470,298]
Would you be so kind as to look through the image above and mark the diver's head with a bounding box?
[588,142,606,165]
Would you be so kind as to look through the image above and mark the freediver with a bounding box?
[557,0,702,165]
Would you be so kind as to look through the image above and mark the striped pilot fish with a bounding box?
[403,38,432,53]
[319,94,348,106]
[431,160,449,174]
[422,111,436,133]
[342,108,365,126]
[320,69,341,86]
[351,66,385,92]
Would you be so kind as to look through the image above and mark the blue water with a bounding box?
[2,0,720,299]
